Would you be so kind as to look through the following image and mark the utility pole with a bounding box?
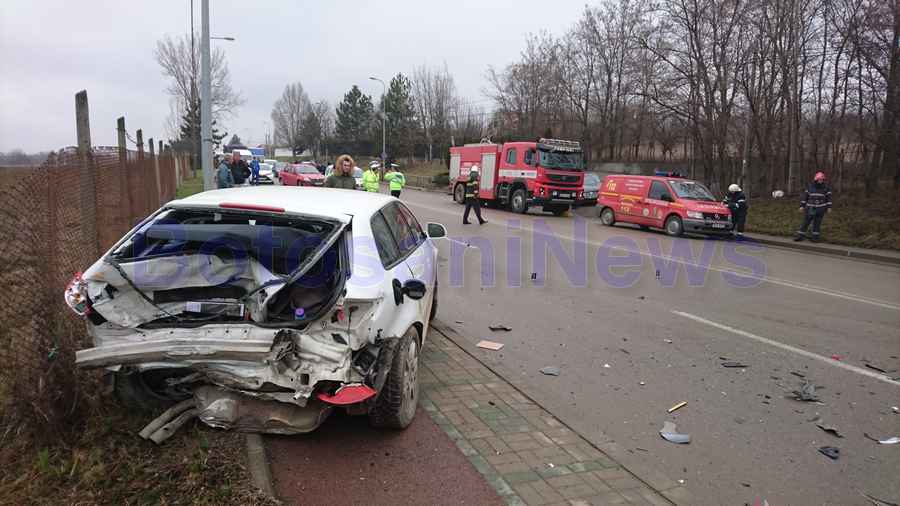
[200,0,212,190]
[787,0,800,195]
[370,76,387,174]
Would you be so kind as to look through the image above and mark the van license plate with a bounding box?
[711,223,726,229]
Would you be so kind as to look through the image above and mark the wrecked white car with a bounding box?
[65,186,445,440]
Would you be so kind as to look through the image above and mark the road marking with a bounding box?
[672,310,899,386]
[407,198,900,311]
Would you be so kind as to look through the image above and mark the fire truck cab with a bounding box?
[449,139,585,215]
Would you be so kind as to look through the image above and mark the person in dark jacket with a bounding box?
[722,184,748,239]
[463,166,487,225]
[325,154,358,189]
[795,171,832,242]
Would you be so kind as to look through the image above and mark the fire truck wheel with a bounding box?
[453,184,465,204]
[600,207,616,226]
[510,188,528,214]
[665,215,684,237]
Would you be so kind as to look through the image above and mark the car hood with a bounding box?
[685,201,731,214]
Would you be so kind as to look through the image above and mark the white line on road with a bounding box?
[672,310,899,386]
[409,199,900,311]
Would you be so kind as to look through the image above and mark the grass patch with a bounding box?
[747,187,900,250]
[0,400,275,505]
[175,173,204,199]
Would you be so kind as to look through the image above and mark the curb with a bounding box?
[745,235,900,265]
[430,320,689,505]
[245,434,277,500]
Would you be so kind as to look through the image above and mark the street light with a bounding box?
[369,76,387,170]
[200,0,236,191]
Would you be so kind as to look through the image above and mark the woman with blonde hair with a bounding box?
[325,154,357,189]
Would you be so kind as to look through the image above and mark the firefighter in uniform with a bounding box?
[463,165,487,225]
[384,163,405,198]
[722,184,748,240]
[363,161,381,193]
[794,171,832,242]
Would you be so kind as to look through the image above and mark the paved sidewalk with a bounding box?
[744,232,900,264]
[421,325,685,506]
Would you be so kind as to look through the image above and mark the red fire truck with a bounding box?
[449,138,585,215]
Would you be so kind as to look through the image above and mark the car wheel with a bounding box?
[453,183,465,204]
[369,328,419,429]
[600,207,616,226]
[510,188,528,214]
[114,368,192,412]
[665,215,684,237]
[297,180,302,186]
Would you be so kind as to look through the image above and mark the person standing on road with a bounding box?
[324,154,357,189]
[463,166,487,225]
[250,157,261,185]
[363,161,381,193]
[384,163,405,198]
[216,154,234,189]
[723,184,748,240]
[795,171,832,242]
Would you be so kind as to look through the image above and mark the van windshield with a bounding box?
[669,181,716,201]
[538,150,584,170]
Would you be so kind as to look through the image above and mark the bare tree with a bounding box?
[154,33,244,120]
[271,82,312,156]
[412,63,458,161]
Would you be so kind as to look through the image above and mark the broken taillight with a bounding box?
[64,272,90,316]
[316,384,377,405]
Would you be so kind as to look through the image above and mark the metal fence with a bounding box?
[0,147,190,438]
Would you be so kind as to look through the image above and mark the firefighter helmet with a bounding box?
[728,184,741,193]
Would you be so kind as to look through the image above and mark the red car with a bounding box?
[280,163,325,187]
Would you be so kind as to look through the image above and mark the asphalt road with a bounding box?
[397,187,900,506]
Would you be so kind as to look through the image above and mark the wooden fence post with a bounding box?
[117,117,132,230]
[75,90,99,256]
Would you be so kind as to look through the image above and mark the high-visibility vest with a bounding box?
[385,171,405,191]
[363,169,380,192]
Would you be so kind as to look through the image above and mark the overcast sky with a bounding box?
[0,0,588,153]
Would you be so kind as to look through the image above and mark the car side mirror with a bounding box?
[661,193,674,202]
[426,223,447,239]
[402,279,427,300]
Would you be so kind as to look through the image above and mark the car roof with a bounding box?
[168,186,395,223]
[605,174,698,184]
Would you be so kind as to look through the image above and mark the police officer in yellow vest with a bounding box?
[384,163,406,198]
[463,165,487,225]
[363,160,381,192]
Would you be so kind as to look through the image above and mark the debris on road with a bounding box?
[817,446,840,460]
[454,320,464,324]
[815,424,844,438]
[539,366,561,376]
[721,361,749,368]
[639,381,646,386]
[893,406,899,414]
[860,491,900,506]
[664,339,673,344]
[864,433,900,445]
[659,421,691,444]
[790,371,806,378]
[668,401,688,413]
[831,355,842,361]
[603,363,611,368]
[488,324,512,331]
[791,381,820,402]
[476,340,504,351]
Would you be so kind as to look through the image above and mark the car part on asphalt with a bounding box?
[476,340,504,351]
[815,424,844,438]
[721,361,749,368]
[667,401,688,413]
[488,324,512,331]
[791,381,820,402]
[539,366,561,376]
[659,421,691,444]
[818,446,840,460]
[864,433,900,445]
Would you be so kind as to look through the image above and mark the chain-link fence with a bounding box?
[0,147,190,439]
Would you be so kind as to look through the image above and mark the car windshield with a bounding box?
[669,181,716,201]
[538,150,583,170]
[584,174,600,186]
[298,165,319,174]
[259,163,272,171]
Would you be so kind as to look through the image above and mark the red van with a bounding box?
[597,174,732,236]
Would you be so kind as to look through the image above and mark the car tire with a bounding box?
[600,207,616,226]
[665,215,684,237]
[113,368,192,412]
[369,328,420,429]
[510,188,528,214]
[453,184,466,204]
